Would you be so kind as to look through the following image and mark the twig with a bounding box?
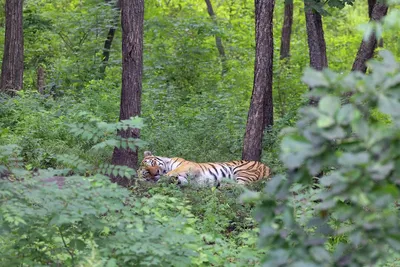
[58,227,75,265]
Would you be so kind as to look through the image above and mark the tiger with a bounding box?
[138,151,271,186]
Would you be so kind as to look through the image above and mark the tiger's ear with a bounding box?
[144,151,153,157]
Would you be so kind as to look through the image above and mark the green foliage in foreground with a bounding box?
[0,175,263,266]
[0,118,263,266]
[245,50,400,266]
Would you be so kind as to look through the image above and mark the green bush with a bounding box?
[0,173,205,266]
[0,115,265,266]
[245,50,400,266]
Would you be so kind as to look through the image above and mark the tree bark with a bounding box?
[204,0,227,75]
[242,0,275,161]
[280,0,293,59]
[0,0,24,95]
[304,3,328,71]
[368,0,385,48]
[304,1,328,105]
[111,0,144,187]
[100,0,121,76]
[37,66,45,94]
[368,0,376,18]
[351,2,388,73]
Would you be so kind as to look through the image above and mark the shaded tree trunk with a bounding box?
[37,66,45,94]
[204,0,227,75]
[304,1,327,105]
[280,0,293,59]
[242,0,275,161]
[352,2,388,73]
[304,3,327,71]
[111,0,144,187]
[100,0,121,76]
[368,0,384,48]
[0,0,24,95]
[341,1,389,101]
[368,0,376,18]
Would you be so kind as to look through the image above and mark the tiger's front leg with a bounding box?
[166,169,189,185]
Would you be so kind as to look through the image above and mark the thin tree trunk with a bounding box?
[37,66,45,94]
[304,1,328,105]
[340,2,389,101]
[111,0,144,187]
[280,0,293,59]
[368,0,385,48]
[304,4,328,71]
[100,0,121,76]
[0,0,24,95]
[242,0,275,161]
[204,0,227,75]
[352,2,388,73]
[100,27,116,74]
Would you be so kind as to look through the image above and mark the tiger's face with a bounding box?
[137,151,166,181]
[138,164,161,181]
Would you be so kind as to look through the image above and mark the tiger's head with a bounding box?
[137,151,166,181]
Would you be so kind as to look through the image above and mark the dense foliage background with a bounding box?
[1,0,400,266]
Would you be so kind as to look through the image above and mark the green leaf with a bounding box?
[292,261,320,267]
[359,23,374,41]
[377,184,399,198]
[336,104,354,125]
[378,50,398,71]
[378,95,400,117]
[310,246,331,263]
[387,238,400,251]
[121,140,128,149]
[320,126,346,139]
[317,115,335,128]
[106,259,118,267]
[369,162,394,181]
[352,117,369,140]
[264,175,286,196]
[318,95,341,116]
[302,68,330,88]
[239,190,260,203]
[338,152,369,166]
[382,73,400,90]
[68,239,86,251]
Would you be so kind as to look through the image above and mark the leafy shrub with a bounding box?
[0,172,206,266]
[245,50,400,266]
[0,114,267,266]
[0,116,202,266]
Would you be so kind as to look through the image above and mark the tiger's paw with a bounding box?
[177,177,188,186]
[170,176,189,186]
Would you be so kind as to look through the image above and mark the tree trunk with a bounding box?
[100,0,121,76]
[242,0,275,161]
[37,66,45,94]
[204,0,227,75]
[368,0,384,48]
[304,1,328,105]
[304,3,328,71]
[0,0,24,95]
[368,0,376,18]
[100,27,116,75]
[111,0,144,187]
[351,2,388,73]
[280,0,293,60]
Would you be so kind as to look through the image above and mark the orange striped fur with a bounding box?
[138,151,270,186]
